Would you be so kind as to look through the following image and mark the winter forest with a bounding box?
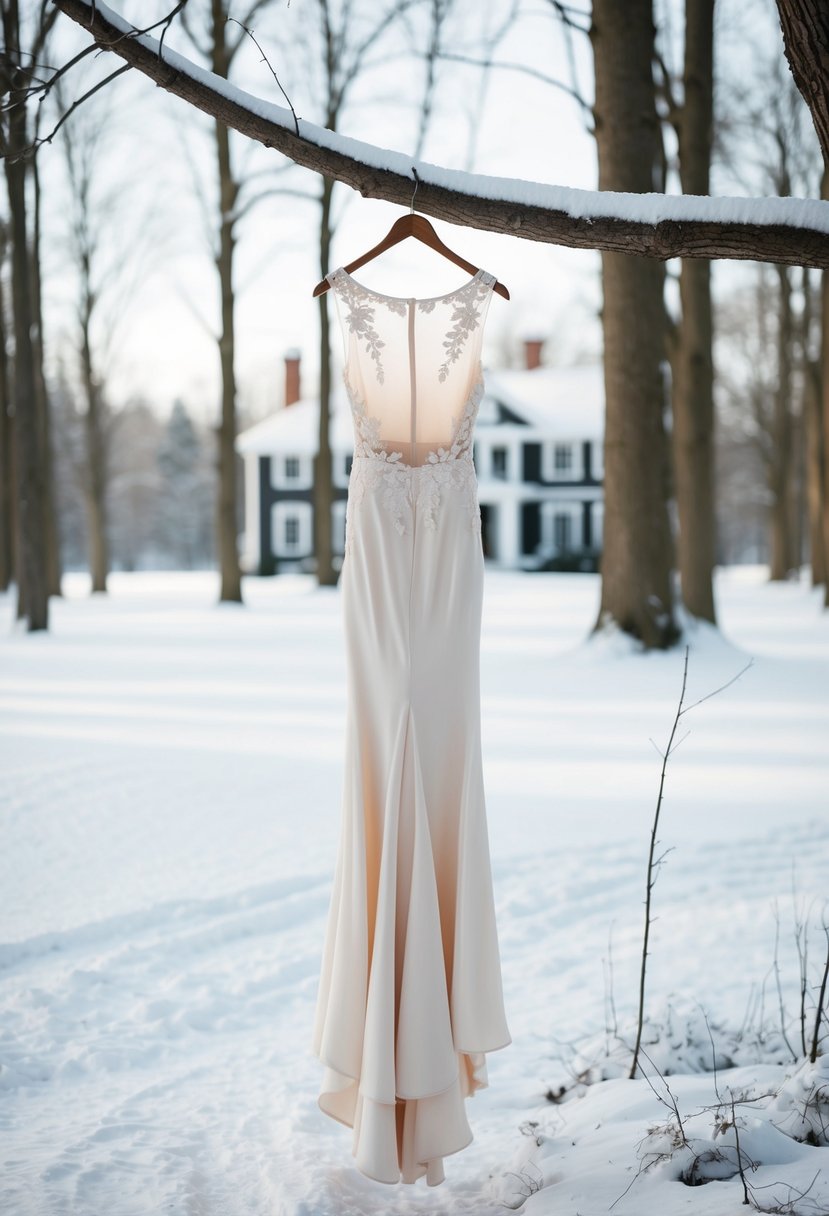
[1,0,829,1213]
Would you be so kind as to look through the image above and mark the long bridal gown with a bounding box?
[311,263,511,1187]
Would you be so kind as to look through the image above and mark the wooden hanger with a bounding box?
[312,192,510,301]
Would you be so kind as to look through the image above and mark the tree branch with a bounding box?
[433,50,592,118]
[48,0,829,269]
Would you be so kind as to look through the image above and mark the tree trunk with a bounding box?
[2,4,49,630]
[775,0,829,163]
[80,293,109,592]
[798,261,823,586]
[212,0,242,604]
[770,263,795,580]
[0,226,12,592]
[672,0,716,622]
[315,175,336,587]
[31,148,62,597]
[775,1,829,595]
[823,168,829,606]
[591,0,679,648]
[805,353,825,586]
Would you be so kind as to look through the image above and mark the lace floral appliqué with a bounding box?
[419,373,485,532]
[328,269,406,385]
[437,277,494,382]
[342,368,412,544]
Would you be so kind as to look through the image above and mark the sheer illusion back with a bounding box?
[328,267,496,466]
[311,261,511,1189]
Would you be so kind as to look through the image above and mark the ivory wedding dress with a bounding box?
[311,264,511,1187]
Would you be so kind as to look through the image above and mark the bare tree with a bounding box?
[765,63,816,580]
[714,270,780,567]
[775,0,829,604]
[0,0,60,630]
[662,0,717,622]
[174,0,276,603]
[58,93,112,592]
[752,60,816,579]
[590,0,678,649]
[0,218,12,592]
[802,260,825,586]
[31,123,62,598]
[816,167,821,608]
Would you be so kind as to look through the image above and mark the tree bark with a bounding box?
[0,223,12,592]
[49,0,829,270]
[212,0,242,604]
[31,148,63,597]
[2,2,49,630]
[804,348,825,586]
[591,0,678,648]
[79,286,109,592]
[769,263,796,580]
[775,0,829,163]
[773,0,829,593]
[315,174,336,587]
[823,168,829,605]
[672,0,716,623]
[792,267,821,588]
[60,99,112,595]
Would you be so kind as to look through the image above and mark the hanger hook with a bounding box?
[410,167,419,215]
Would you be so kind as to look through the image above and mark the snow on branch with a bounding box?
[51,0,829,269]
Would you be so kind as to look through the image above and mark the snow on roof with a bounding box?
[236,364,604,456]
[486,364,604,439]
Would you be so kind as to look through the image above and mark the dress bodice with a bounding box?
[326,265,497,553]
[326,267,496,469]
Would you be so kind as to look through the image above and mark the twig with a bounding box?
[810,914,829,1063]
[680,657,754,716]
[771,898,799,1062]
[698,1002,723,1102]
[225,16,300,137]
[730,1093,752,1205]
[629,646,752,1080]
[629,646,690,1079]
[633,1043,690,1148]
[3,1,188,163]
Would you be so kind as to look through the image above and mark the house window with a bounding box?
[554,444,572,473]
[345,454,353,476]
[285,456,300,480]
[284,515,300,549]
[553,512,572,551]
[491,447,508,479]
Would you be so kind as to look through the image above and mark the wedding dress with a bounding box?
[311,263,511,1187]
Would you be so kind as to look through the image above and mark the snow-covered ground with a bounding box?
[1,565,827,1215]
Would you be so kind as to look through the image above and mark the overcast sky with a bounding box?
[36,0,819,431]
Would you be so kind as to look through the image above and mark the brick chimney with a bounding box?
[524,338,544,371]
[284,348,301,406]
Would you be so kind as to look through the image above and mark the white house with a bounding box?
[236,343,604,575]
